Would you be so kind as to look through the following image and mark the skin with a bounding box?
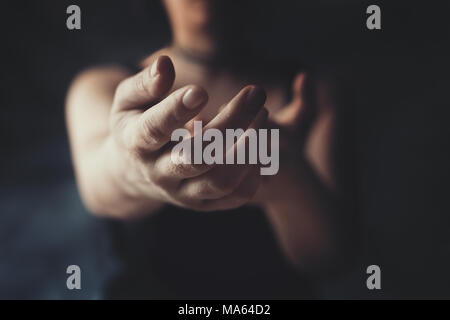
[66,0,340,270]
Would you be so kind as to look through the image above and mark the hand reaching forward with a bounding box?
[67,55,341,269]
[109,56,268,216]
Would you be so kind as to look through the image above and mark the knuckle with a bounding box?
[112,83,125,110]
[171,162,204,178]
[196,184,215,199]
[128,135,149,159]
[138,162,169,189]
[134,158,152,179]
[113,78,134,110]
[128,145,143,161]
[139,166,154,184]
[149,169,169,186]
[140,117,165,145]
[170,163,188,177]
[109,111,127,137]
[134,71,152,97]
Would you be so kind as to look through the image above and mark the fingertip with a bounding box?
[244,85,266,112]
[182,85,209,110]
[293,72,306,95]
[148,55,175,96]
[245,85,266,104]
[155,55,175,80]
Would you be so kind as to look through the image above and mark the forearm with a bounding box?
[66,67,164,219]
[260,160,338,270]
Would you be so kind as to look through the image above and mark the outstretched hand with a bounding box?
[110,56,269,213]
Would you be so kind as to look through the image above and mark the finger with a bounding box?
[152,149,215,184]
[177,108,268,198]
[150,89,267,181]
[129,85,209,154]
[272,72,317,148]
[200,165,261,211]
[183,101,227,132]
[178,164,252,200]
[273,73,307,127]
[227,107,268,165]
[113,55,175,112]
[293,72,307,99]
[204,85,266,133]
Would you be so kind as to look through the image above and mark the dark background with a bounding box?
[0,0,449,299]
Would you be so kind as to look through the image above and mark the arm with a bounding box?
[255,72,342,271]
[66,66,165,218]
[66,55,269,219]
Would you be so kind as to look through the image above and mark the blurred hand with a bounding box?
[253,72,321,205]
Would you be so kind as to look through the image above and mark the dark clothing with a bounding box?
[103,61,311,299]
[106,206,312,299]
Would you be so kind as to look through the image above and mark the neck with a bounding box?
[172,28,251,67]
[173,28,218,59]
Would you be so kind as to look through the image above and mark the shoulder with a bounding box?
[71,66,132,90]
[66,65,138,106]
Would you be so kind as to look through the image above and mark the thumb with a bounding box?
[272,72,316,133]
[112,55,175,112]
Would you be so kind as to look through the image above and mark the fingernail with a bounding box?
[182,87,207,110]
[150,57,160,77]
[245,86,266,111]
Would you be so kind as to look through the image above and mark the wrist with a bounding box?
[253,157,311,210]
[101,136,166,216]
